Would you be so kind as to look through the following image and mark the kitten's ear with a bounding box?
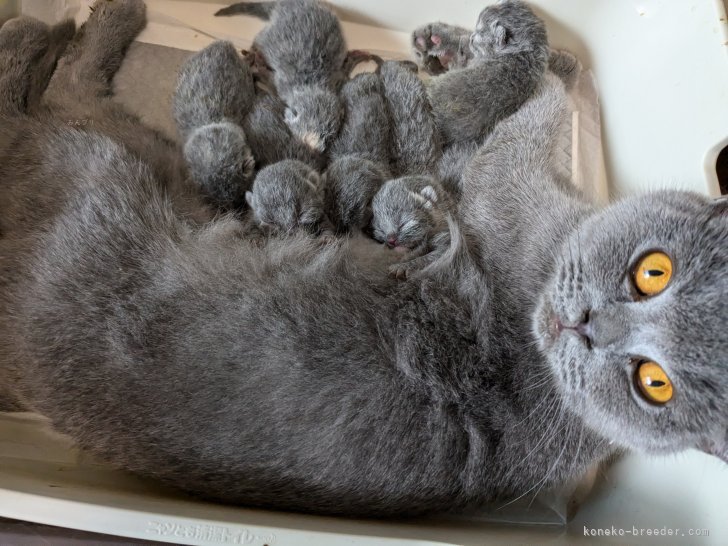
[245,191,256,209]
[709,196,728,219]
[490,20,508,47]
[699,431,728,464]
[306,170,322,191]
[420,185,439,203]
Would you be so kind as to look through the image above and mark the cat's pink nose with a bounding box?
[386,234,398,248]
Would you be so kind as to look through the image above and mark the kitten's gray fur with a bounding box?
[329,72,391,167]
[173,41,256,209]
[245,159,329,235]
[437,140,480,200]
[322,156,387,233]
[243,86,325,170]
[412,22,473,75]
[370,176,452,279]
[427,0,549,147]
[380,60,442,177]
[1,3,726,521]
[215,0,345,152]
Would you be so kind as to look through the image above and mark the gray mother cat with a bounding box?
[1,0,726,519]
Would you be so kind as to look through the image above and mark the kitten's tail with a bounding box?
[215,2,276,20]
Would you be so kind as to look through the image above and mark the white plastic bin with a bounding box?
[1,1,728,544]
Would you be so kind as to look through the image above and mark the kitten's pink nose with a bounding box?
[386,234,398,248]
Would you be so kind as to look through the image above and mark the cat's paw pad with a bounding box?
[411,22,468,74]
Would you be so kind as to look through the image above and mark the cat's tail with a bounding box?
[215,2,276,20]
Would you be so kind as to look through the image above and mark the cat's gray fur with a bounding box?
[173,41,256,209]
[379,60,441,177]
[215,0,345,152]
[245,159,329,235]
[322,156,387,233]
[1,1,726,521]
[427,0,549,147]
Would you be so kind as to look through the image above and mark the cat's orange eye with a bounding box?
[632,251,672,297]
[635,361,673,404]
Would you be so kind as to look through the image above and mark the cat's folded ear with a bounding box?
[245,191,256,209]
[699,430,728,464]
[490,20,508,47]
[709,196,728,219]
[306,170,322,191]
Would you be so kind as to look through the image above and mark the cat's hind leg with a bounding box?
[0,17,57,115]
[47,0,147,99]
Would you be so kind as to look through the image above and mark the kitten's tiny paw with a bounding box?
[548,49,582,90]
[411,22,469,74]
[388,263,411,280]
[317,232,338,245]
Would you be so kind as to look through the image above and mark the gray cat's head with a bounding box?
[534,191,728,463]
[284,86,343,153]
[245,159,326,235]
[470,0,548,59]
[370,176,442,251]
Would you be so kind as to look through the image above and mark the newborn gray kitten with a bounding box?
[380,60,441,176]
[216,0,345,152]
[427,0,549,146]
[412,22,473,75]
[322,156,387,233]
[173,41,256,209]
[370,176,451,278]
[329,72,391,167]
[243,85,325,171]
[2,5,726,520]
[245,159,329,235]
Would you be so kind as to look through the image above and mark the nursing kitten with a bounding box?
[380,60,441,176]
[245,159,330,235]
[1,3,726,522]
[322,156,387,233]
[173,41,256,209]
[329,72,391,167]
[411,21,473,75]
[216,0,345,152]
[427,0,549,146]
[243,85,325,171]
[369,176,452,279]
